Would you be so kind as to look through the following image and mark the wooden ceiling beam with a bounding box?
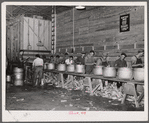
[11,6,22,12]
[12,13,51,15]
[16,6,51,18]
[13,7,22,14]
[23,6,40,13]
[6,5,73,20]
[31,6,50,12]
[6,10,14,17]
[22,6,50,14]
[14,6,34,14]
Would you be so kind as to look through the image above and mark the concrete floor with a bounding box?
[6,84,144,111]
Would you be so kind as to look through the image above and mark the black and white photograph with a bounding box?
[2,1,148,122]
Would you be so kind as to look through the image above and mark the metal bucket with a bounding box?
[67,65,75,72]
[93,66,103,75]
[75,65,85,73]
[57,64,66,71]
[14,67,23,86]
[6,75,11,89]
[118,67,133,80]
[14,67,23,73]
[14,80,23,86]
[133,68,144,81]
[103,67,116,78]
[14,73,23,80]
[48,63,55,70]
[6,75,11,82]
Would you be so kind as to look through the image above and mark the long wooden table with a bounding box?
[44,69,144,108]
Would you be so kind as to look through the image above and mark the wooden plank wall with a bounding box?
[6,26,12,61]
[56,6,144,62]
[6,20,20,62]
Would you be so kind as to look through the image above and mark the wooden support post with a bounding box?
[86,77,93,96]
[64,75,73,87]
[92,79,103,93]
[56,73,61,87]
[121,83,140,108]
[134,91,139,108]
[92,84,101,93]
[43,72,46,85]
[60,73,64,88]
[57,73,61,82]
[121,94,127,104]
[137,90,144,103]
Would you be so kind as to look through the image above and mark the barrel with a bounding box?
[14,67,24,86]
[117,67,133,80]
[93,66,103,75]
[103,67,116,78]
[57,64,66,71]
[67,65,75,72]
[133,68,144,81]
[75,65,85,73]
[48,63,55,70]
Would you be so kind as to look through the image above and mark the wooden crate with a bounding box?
[6,15,52,62]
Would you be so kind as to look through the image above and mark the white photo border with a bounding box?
[2,2,148,122]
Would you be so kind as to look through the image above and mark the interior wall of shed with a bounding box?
[56,6,144,61]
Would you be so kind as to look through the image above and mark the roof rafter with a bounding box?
[15,6,51,18]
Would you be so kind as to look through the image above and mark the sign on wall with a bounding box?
[120,14,130,32]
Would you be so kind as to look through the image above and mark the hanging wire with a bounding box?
[72,7,75,53]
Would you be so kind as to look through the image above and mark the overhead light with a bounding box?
[75,5,85,10]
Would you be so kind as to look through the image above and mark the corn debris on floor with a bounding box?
[6,85,144,111]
